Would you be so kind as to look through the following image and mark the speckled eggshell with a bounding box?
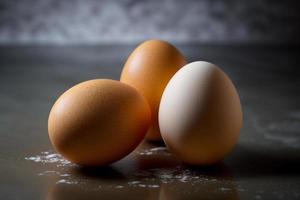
[159,61,242,165]
[120,40,187,141]
[48,79,151,166]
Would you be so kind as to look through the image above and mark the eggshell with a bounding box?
[159,61,242,165]
[48,79,151,166]
[120,40,187,141]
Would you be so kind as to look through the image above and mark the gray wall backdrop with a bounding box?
[0,0,299,45]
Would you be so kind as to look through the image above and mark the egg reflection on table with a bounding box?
[159,61,243,165]
[48,79,151,167]
[120,40,187,141]
[47,182,160,200]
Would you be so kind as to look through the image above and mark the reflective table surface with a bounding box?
[0,44,300,199]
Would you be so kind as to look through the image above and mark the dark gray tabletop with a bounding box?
[0,44,300,200]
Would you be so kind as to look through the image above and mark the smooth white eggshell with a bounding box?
[159,61,242,165]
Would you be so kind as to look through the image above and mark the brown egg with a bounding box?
[120,40,187,141]
[159,61,242,165]
[48,79,151,166]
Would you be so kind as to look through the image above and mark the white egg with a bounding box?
[159,61,242,165]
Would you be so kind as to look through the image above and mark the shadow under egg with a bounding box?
[47,182,160,200]
[72,165,126,180]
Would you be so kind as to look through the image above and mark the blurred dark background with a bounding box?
[0,0,299,45]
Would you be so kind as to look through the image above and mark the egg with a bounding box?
[159,61,242,165]
[120,40,187,141]
[48,79,151,166]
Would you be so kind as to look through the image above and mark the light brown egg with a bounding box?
[159,61,242,165]
[120,40,187,141]
[48,79,151,166]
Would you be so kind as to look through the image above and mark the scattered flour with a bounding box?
[132,167,217,186]
[220,187,231,191]
[25,151,75,167]
[25,150,241,193]
[135,184,159,188]
[137,147,171,156]
[128,181,141,185]
[180,175,189,183]
[60,174,71,177]
[37,170,72,179]
[37,171,60,176]
[25,151,77,185]
[138,184,146,188]
[127,180,160,188]
[56,179,78,185]
[148,185,159,188]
